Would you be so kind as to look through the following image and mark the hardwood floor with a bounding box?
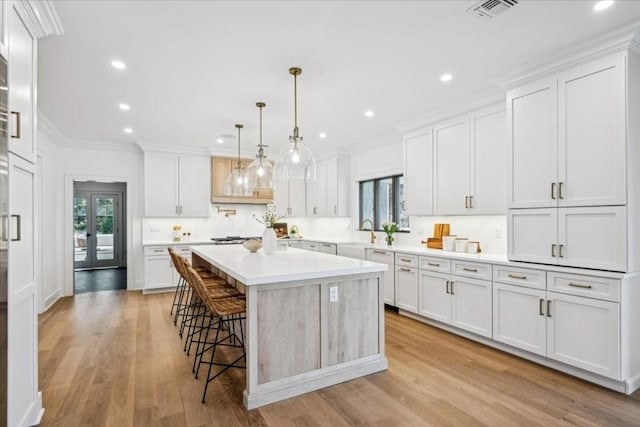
[39,290,640,426]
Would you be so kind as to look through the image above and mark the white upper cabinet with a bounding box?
[144,152,210,217]
[307,154,349,217]
[276,178,306,216]
[0,0,8,58]
[557,54,626,207]
[431,104,508,216]
[8,4,36,163]
[433,115,470,215]
[508,52,626,209]
[403,128,433,216]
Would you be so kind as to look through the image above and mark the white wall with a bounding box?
[349,138,507,255]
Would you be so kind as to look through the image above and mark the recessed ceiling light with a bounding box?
[593,0,614,11]
[440,73,453,83]
[123,127,133,134]
[364,110,375,118]
[119,103,130,111]
[216,137,224,144]
[111,60,126,70]
[319,132,327,139]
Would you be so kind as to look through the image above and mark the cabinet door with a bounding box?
[507,78,558,209]
[274,178,289,215]
[302,241,319,251]
[325,158,338,216]
[395,266,418,313]
[0,0,8,59]
[319,242,337,255]
[450,276,492,338]
[433,116,470,215]
[144,256,175,290]
[179,155,210,217]
[558,206,626,272]
[404,129,433,216]
[546,292,620,380]
[508,208,557,265]
[418,271,450,323]
[493,283,546,355]
[471,106,508,214]
[558,53,626,207]
[367,249,395,306]
[145,153,179,217]
[8,155,37,427]
[289,180,307,216]
[8,6,36,163]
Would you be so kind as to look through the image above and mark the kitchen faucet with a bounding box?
[361,219,376,245]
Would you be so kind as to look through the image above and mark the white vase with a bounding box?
[262,227,277,255]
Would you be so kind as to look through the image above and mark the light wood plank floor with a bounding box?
[39,290,640,426]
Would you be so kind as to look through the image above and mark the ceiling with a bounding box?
[38,1,640,156]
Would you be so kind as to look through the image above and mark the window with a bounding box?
[359,175,409,231]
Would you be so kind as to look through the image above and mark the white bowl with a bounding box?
[243,239,262,253]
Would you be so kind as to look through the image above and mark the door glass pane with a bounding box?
[376,178,393,229]
[73,196,88,263]
[360,181,374,228]
[95,196,115,261]
[397,176,410,231]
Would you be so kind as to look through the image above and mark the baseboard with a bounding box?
[625,373,640,394]
[44,289,61,312]
[18,391,43,427]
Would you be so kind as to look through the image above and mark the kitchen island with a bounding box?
[191,245,388,409]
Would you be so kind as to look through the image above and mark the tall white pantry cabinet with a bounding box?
[4,1,62,426]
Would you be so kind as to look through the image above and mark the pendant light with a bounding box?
[223,124,249,197]
[276,67,316,182]
[246,102,274,194]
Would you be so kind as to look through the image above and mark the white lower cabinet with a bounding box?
[493,276,620,380]
[395,266,418,313]
[418,271,450,323]
[318,242,337,255]
[366,248,395,306]
[143,245,191,291]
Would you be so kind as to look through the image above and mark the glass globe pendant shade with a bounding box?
[246,157,274,193]
[276,138,316,182]
[223,164,249,197]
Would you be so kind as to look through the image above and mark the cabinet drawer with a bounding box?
[396,253,418,268]
[303,241,320,251]
[144,246,169,256]
[493,265,545,290]
[319,242,337,254]
[173,245,192,257]
[452,260,492,281]
[547,272,620,302]
[419,256,451,273]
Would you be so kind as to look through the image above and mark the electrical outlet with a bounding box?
[329,286,338,302]
[495,227,503,239]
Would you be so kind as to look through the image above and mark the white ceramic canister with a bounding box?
[467,241,479,254]
[455,238,469,252]
[442,235,457,251]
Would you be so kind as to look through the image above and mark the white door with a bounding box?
[367,249,395,306]
[144,255,175,290]
[325,158,338,216]
[8,6,35,163]
[395,266,418,313]
[450,276,492,338]
[507,78,558,209]
[404,129,433,216]
[178,155,210,217]
[289,180,307,216]
[558,53,626,207]
[418,271,451,323]
[557,206,626,272]
[546,292,620,380]
[493,283,546,356]
[471,106,508,214]
[144,153,179,217]
[433,116,470,215]
[508,208,558,265]
[7,155,37,427]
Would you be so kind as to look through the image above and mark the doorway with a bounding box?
[73,181,127,293]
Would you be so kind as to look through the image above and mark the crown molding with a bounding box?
[38,111,66,146]
[396,90,505,135]
[16,0,65,39]
[63,138,141,153]
[495,21,640,90]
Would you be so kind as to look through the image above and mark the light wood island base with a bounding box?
[191,247,388,409]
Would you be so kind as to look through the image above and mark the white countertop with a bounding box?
[143,240,217,247]
[191,244,387,286]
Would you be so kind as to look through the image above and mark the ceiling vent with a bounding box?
[467,0,518,19]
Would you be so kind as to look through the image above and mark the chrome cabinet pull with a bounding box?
[10,215,21,241]
[400,258,412,263]
[547,300,552,317]
[462,267,478,272]
[551,182,556,200]
[469,195,474,208]
[508,274,527,280]
[464,196,469,208]
[10,111,20,139]
[313,207,317,215]
[450,281,454,295]
[446,280,450,294]
[551,244,557,257]
[372,250,387,255]
[558,182,564,199]
[333,205,337,215]
[399,267,411,273]
[539,299,545,316]
[427,262,440,267]
[558,244,564,258]
[568,282,592,289]
[153,249,163,253]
